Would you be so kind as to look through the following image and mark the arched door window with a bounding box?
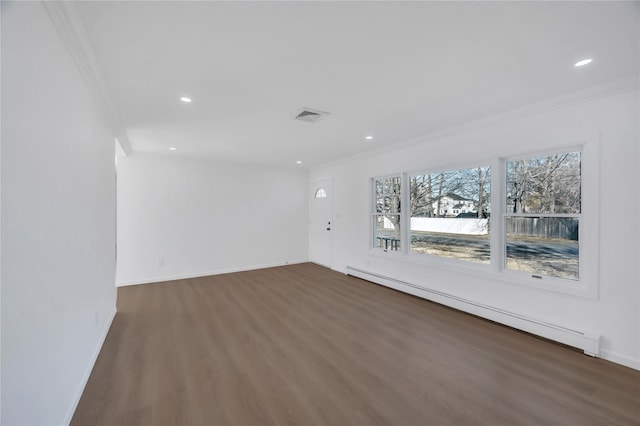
[314,188,327,199]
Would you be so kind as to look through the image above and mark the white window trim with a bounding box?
[369,139,600,300]
[498,142,599,299]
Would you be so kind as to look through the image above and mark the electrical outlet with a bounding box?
[158,257,165,267]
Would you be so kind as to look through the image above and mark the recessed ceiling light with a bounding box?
[365,136,373,140]
[169,147,177,151]
[296,160,303,164]
[180,97,192,103]
[574,58,593,67]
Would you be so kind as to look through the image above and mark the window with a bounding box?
[409,166,491,264]
[373,176,401,251]
[314,188,327,199]
[505,150,581,280]
[369,142,597,298]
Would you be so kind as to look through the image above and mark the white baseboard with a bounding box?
[346,266,601,357]
[63,308,117,425]
[600,349,640,371]
[116,260,308,287]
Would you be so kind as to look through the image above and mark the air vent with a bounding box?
[294,108,330,123]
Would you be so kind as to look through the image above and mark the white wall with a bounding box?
[310,83,640,370]
[1,2,117,425]
[116,154,308,285]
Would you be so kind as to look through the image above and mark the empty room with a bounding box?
[2,1,640,425]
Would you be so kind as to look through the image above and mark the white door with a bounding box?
[309,178,333,267]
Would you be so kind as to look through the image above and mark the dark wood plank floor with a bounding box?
[72,263,640,425]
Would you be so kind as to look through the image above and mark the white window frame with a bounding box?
[498,142,599,298]
[371,174,403,255]
[404,159,494,269]
[369,139,599,299]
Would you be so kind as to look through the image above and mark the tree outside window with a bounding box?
[373,176,401,251]
[409,166,491,264]
[505,151,581,280]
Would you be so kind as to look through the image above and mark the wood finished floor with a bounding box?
[72,263,640,426]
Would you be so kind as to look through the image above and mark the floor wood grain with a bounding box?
[72,263,640,425]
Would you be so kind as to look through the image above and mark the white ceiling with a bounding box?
[76,1,639,168]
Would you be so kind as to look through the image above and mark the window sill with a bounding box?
[367,249,598,300]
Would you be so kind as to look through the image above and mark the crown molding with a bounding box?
[312,73,639,171]
[42,1,132,155]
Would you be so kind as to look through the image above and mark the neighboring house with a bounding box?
[433,193,476,217]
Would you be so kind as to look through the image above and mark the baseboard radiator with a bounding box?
[346,266,600,357]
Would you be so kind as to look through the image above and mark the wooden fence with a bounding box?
[506,217,578,241]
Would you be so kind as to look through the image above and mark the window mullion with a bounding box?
[401,173,409,255]
[492,157,505,274]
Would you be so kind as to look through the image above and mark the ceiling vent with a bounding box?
[294,108,330,123]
